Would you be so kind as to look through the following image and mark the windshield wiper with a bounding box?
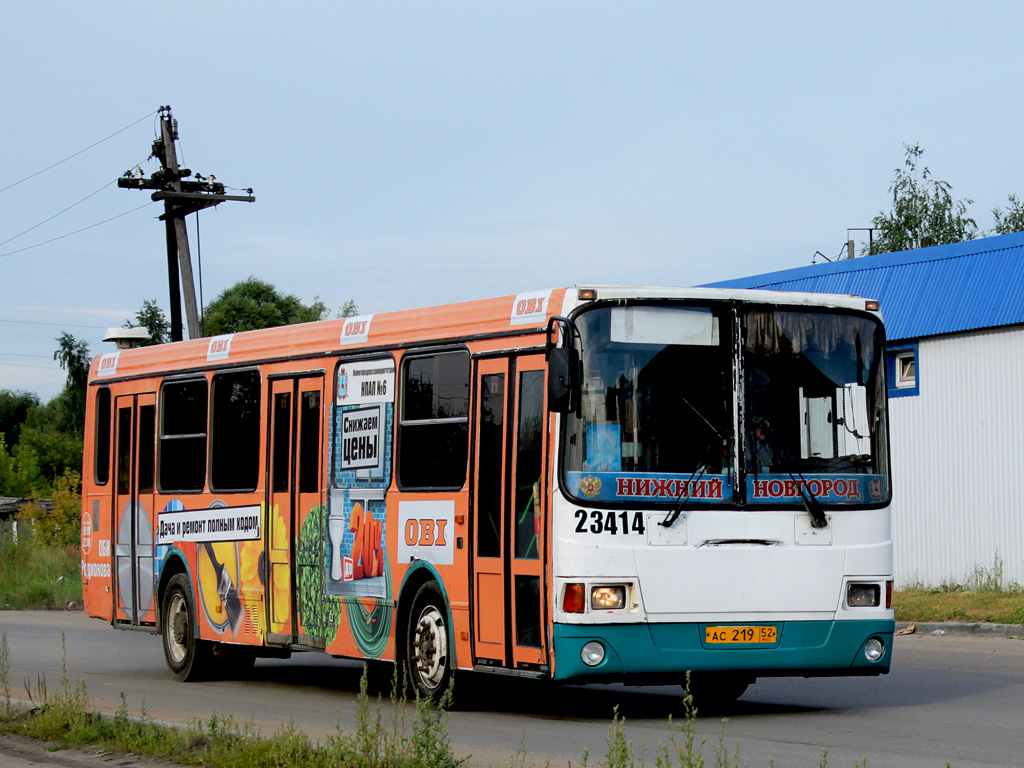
[659,395,728,529]
[659,437,725,528]
[779,462,828,528]
[659,463,707,529]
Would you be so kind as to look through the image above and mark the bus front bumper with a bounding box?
[551,619,894,683]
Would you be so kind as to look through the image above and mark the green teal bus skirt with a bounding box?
[551,619,894,683]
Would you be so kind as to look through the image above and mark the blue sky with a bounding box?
[3,2,1022,401]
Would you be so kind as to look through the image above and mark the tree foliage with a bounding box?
[16,470,82,547]
[0,338,89,497]
[869,144,977,255]
[202,276,329,336]
[0,389,41,448]
[337,299,359,318]
[0,396,83,498]
[52,332,90,434]
[124,298,170,346]
[992,194,1024,235]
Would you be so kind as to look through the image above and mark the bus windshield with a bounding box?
[562,302,890,507]
[564,303,734,505]
[743,308,889,505]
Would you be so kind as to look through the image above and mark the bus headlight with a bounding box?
[847,583,881,608]
[591,585,626,610]
[864,637,885,662]
[581,641,605,666]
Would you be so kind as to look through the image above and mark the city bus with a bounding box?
[80,286,894,703]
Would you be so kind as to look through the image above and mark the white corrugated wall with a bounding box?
[889,324,1024,587]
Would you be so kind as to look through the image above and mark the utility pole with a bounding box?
[118,106,254,341]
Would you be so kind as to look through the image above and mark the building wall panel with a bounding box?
[890,325,1024,586]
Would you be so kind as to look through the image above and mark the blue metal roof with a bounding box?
[704,231,1024,342]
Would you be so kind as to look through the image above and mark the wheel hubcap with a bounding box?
[166,593,189,663]
[412,606,447,689]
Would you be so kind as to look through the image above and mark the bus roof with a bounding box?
[88,285,879,383]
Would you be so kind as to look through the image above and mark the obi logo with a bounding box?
[404,518,449,548]
[516,297,544,316]
[398,500,455,566]
[207,334,233,361]
[510,291,552,326]
[340,315,373,345]
[97,352,120,377]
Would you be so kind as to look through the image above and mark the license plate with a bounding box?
[705,625,777,644]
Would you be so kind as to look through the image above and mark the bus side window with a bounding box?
[398,350,470,490]
[210,370,262,492]
[158,379,208,493]
[94,387,112,485]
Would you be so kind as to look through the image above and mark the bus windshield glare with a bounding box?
[563,303,889,507]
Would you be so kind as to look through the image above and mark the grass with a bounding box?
[893,590,1024,624]
[0,538,81,610]
[894,558,1024,625]
[1,632,464,768]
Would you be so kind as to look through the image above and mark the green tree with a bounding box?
[0,389,40,448]
[124,298,170,345]
[53,332,90,434]
[992,194,1024,235]
[869,143,977,255]
[202,276,329,336]
[0,435,38,496]
[0,396,84,497]
[337,299,360,318]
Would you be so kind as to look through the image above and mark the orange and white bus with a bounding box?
[81,286,894,703]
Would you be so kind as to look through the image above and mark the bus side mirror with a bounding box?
[548,347,579,413]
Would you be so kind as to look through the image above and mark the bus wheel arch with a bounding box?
[156,552,189,634]
[398,567,454,701]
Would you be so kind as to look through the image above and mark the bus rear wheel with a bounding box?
[162,573,212,682]
[405,582,452,701]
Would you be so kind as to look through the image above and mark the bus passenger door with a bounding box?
[266,375,325,645]
[472,355,548,671]
[112,393,157,626]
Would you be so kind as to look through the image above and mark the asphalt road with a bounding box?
[2,611,1022,767]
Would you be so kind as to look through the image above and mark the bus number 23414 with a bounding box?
[574,509,646,535]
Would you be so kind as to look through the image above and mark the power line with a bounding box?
[0,352,52,359]
[0,180,115,248]
[0,318,109,329]
[0,110,158,194]
[0,201,156,259]
[0,362,60,371]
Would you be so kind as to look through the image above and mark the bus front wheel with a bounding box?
[405,581,453,701]
[685,672,752,708]
[161,573,212,682]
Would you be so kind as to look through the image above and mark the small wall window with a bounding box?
[398,350,470,489]
[887,342,919,398]
[159,378,208,492]
[210,370,261,492]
